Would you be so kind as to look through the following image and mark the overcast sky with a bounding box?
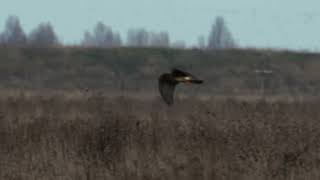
[1,0,319,50]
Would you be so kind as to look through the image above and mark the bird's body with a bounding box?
[158,69,203,105]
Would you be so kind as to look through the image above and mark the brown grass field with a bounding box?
[1,91,320,180]
[1,47,320,179]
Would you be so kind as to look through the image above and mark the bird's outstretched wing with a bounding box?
[172,68,193,78]
[158,74,177,105]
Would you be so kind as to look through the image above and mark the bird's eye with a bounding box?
[184,76,191,80]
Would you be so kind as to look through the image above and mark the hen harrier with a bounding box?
[158,68,203,105]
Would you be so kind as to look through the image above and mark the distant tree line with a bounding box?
[81,24,172,48]
[0,15,236,49]
[0,15,59,47]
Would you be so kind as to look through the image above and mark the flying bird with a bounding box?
[158,68,203,105]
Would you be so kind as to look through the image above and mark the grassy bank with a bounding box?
[0,47,320,95]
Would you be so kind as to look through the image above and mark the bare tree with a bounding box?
[82,31,94,46]
[126,28,149,47]
[82,22,122,47]
[171,40,186,49]
[149,31,170,47]
[112,32,122,47]
[149,32,159,47]
[94,22,113,47]
[0,15,27,45]
[28,22,59,46]
[197,35,206,49]
[208,16,235,49]
[0,34,4,44]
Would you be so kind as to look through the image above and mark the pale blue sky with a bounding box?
[1,0,320,50]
